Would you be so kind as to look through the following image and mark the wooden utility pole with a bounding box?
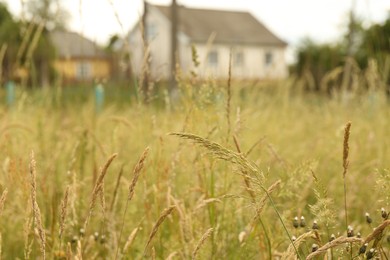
[170,0,178,91]
[341,0,356,91]
[141,0,149,101]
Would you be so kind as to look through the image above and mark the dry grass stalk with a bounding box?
[305,236,363,259]
[193,198,222,212]
[83,153,117,231]
[166,251,178,260]
[0,232,2,260]
[226,51,232,140]
[66,242,72,260]
[122,227,139,253]
[0,189,8,216]
[363,219,390,244]
[23,213,33,260]
[29,151,46,260]
[281,231,319,260]
[144,206,176,256]
[110,165,124,212]
[59,186,70,240]
[192,228,214,260]
[169,133,261,178]
[75,240,82,260]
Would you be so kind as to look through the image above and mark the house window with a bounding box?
[146,23,157,40]
[208,51,218,67]
[76,62,92,79]
[265,51,273,66]
[234,51,244,67]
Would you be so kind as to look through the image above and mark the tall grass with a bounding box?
[0,70,389,258]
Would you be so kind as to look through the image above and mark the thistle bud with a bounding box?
[300,216,306,228]
[71,235,78,244]
[312,220,319,230]
[79,228,85,237]
[329,234,336,242]
[347,225,354,237]
[365,212,372,224]
[94,231,99,241]
[366,248,376,259]
[356,232,361,238]
[381,208,388,219]
[292,235,297,241]
[293,216,299,228]
[359,243,368,255]
[311,243,319,252]
[100,235,106,244]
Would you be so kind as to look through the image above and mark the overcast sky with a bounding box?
[2,0,389,62]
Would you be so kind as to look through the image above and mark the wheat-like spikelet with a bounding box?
[59,186,69,241]
[115,147,149,259]
[192,228,214,260]
[0,189,8,216]
[342,122,351,232]
[343,122,351,177]
[169,133,261,179]
[166,251,178,260]
[281,231,319,260]
[305,236,363,259]
[128,147,149,201]
[193,198,222,212]
[122,227,139,253]
[363,219,390,244]
[29,151,46,260]
[83,153,117,231]
[144,206,176,256]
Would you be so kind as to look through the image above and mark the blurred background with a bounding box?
[0,0,389,101]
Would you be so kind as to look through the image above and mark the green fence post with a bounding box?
[95,84,104,114]
[6,81,15,108]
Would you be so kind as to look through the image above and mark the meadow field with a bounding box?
[0,78,389,259]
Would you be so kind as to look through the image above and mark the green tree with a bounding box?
[0,3,22,83]
[26,0,70,30]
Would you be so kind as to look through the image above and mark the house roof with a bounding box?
[154,5,287,46]
[50,31,107,58]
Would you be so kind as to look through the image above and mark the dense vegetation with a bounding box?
[0,77,389,259]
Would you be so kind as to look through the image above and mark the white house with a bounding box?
[127,4,288,80]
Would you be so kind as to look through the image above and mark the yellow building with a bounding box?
[50,31,111,84]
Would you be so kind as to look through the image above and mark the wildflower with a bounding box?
[311,243,318,252]
[359,243,368,255]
